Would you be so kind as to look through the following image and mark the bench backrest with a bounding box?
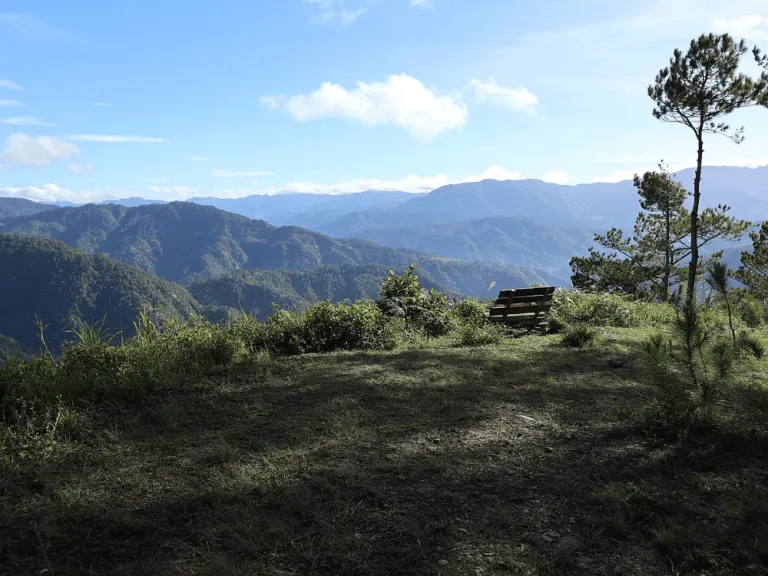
[487,286,555,325]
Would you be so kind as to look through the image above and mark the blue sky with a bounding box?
[1,0,768,202]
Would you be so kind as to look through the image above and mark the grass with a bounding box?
[2,328,767,575]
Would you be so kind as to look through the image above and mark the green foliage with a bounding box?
[0,233,199,352]
[705,261,737,345]
[551,290,673,329]
[294,301,399,354]
[734,221,768,300]
[561,324,601,348]
[732,291,766,328]
[736,330,767,359]
[455,323,503,347]
[641,299,743,436]
[570,163,749,301]
[378,265,455,337]
[449,298,490,327]
[648,33,768,306]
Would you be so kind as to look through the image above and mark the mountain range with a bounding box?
[6,165,762,275]
[0,201,558,290]
[0,165,763,355]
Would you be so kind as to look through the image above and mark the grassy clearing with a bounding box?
[2,328,767,575]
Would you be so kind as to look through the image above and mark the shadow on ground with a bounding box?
[1,336,767,575]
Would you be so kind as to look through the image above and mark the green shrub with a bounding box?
[562,324,601,348]
[450,298,490,327]
[552,290,673,328]
[378,266,453,337]
[455,323,503,347]
[640,300,743,438]
[737,330,767,359]
[300,300,399,353]
[547,314,567,334]
[734,293,766,328]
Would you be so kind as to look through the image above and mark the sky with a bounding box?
[1,0,768,203]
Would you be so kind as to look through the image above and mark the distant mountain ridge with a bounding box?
[4,164,762,276]
[0,198,59,222]
[0,201,561,292]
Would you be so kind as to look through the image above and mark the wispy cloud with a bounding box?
[86,101,110,107]
[542,170,570,184]
[212,169,274,178]
[69,162,94,174]
[66,135,168,143]
[0,79,24,91]
[0,13,71,40]
[262,73,468,141]
[410,0,434,9]
[308,0,366,25]
[1,133,79,166]
[0,100,23,107]
[713,14,768,43]
[0,116,55,127]
[187,155,210,162]
[466,79,538,115]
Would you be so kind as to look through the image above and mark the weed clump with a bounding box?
[562,324,601,348]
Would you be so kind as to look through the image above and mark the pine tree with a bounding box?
[648,33,768,308]
[570,164,748,301]
[734,222,768,300]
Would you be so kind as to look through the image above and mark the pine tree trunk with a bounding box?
[686,134,704,307]
[663,199,671,303]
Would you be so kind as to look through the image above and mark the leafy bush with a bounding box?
[552,290,673,328]
[299,300,399,353]
[455,323,503,347]
[378,265,454,337]
[733,292,766,328]
[450,298,490,327]
[562,324,601,348]
[737,330,767,359]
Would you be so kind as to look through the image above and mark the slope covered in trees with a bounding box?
[0,197,58,222]
[189,263,448,319]
[0,201,561,290]
[0,234,199,351]
[353,216,594,274]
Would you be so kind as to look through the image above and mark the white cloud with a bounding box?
[542,170,570,184]
[589,156,768,183]
[150,177,170,183]
[187,155,210,162]
[145,185,200,199]
[0,79,24,91]
[0,116,55,127]
[1,133,79,166]
[69,162,94,174]
[262,73,468,141]
[87,101,110,107]
[66,135,168,143]
[309,0,365,25]
[713,14,768,43]
[0,99,22,107]
[410,0,434,8]
[262,165,523,195]
[467,79,538,115]
[211,168,273,178]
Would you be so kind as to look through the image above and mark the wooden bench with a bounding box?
[485,286,556,333]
